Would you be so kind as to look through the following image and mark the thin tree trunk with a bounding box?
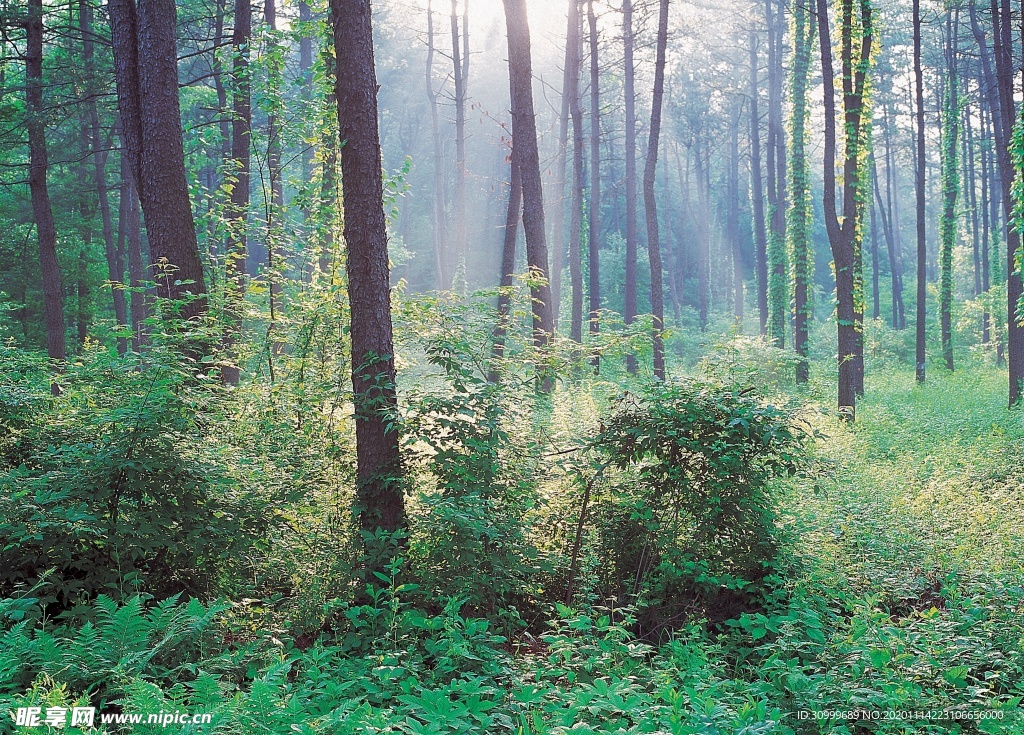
[119,153,146,352]
[729,100,743,323]
[567,0,584,344]
[587,0,601,369]
[504,0,555,391]
[623,0,638,373]
[331,0,406,560]
[27,0,66,381]
[489,144,522,382]
[914,0,927,383]
[749,31,769,335]
[790,1,815,382]
[644,0,669,380]
[550,0,575,332]
[265,0,285,365]
[425,0,448,288]
[766,0,787,347]
[693,143,710,331]
[451,0,468,289]
[939,7,959,371]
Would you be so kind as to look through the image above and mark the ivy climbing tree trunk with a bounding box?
[817,0,874,421]
[766,0,787,348]
[643,0,669,380]
[914,0,927,383]
[789,0,815,383]
[939,8,959,372]
[331,0,406,566]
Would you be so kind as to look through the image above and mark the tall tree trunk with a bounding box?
[882,103,906,328]
[622,0,638,373]
[749,32,769,335]
[222,0,252,385]
[939,8,959,371]
[567,0,584,344]
[790,0,815,382]
[425,0,448,288]
[980,99,993,343]
[119,153,146,352]
[990,0,1024,404]
[331,0,406,564]
[644,0,669,380]
[450,0,468,289]
[914,0,927,383]
[550,0,575,332]
[81,0,125,354]
[587,0,602,369]
[693,143,711,331]
[489,143,522,383]
[965,98,983,300]
[503,0,555,391]
[766,0,787,347]
[26,0,66,381]
[817,0,873,421]
[729,100,743,323]
[108,0,207,321]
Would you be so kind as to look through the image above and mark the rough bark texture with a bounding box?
[108,0,207,320]
[27,0,66,374]
[331,0,406,549]
[503,0,555,391]
[643,0,669,380]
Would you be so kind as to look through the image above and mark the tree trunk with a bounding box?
[693,143,710,331]
[766,0,787,348]
[331,0,406,561]
[749,31,769,336]
[489,143,522,382]
[550,0,575,332]
[914,0,927,384]
[790,0,815,382]
[567,0,584,345]
[989,0,1024,404]
[108,0,207,321]
[622,0,638,373]
[644,0,669,380]
[587,0,601,368]
[729,101,743,323]
[817,0,873,420]
[503,0,555,391]
[939,7,959,371]
[424,0,448,289]
[450,0,468,289]
[119,153,146,352]
[26,0,66,380]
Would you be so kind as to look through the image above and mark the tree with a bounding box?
[817,0,874,420]
[789,0,815,383]
[623,0,639,373]
[331,0,406,556]
[644,0,670,380]
[425,0,448,289]
[503,0,555,391]
[749,31,769,335]
[567,0,585,344]
[939,7,959,371]
[587,0,602,367]
[108,0,207,321]
[26,0,65,381]
[914,0,926,383]
[450,0,469,289]
[223,0,252,385]
[765,0,787,347]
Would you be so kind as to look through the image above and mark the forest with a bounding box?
[1,0,1024,731]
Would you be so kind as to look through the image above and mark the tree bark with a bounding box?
[644,0,669,380]
[331,0,406,556]
[119,152,146,352]
[766,0,787,347]
[817,0,873,420]
[503,0,555,391]
[27,0,66,380]
[914,0,927,383]
[489,142,522,383]
[749,31,769,336]
[587,0,601,368]
[622,0,638,373]
[108,0,207,322]
[567,0,585,344]
[790,0,815,382]
[729,101,743,323]
[939,7,959,371]
[450,0,468,289]
[425,0,448,289]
